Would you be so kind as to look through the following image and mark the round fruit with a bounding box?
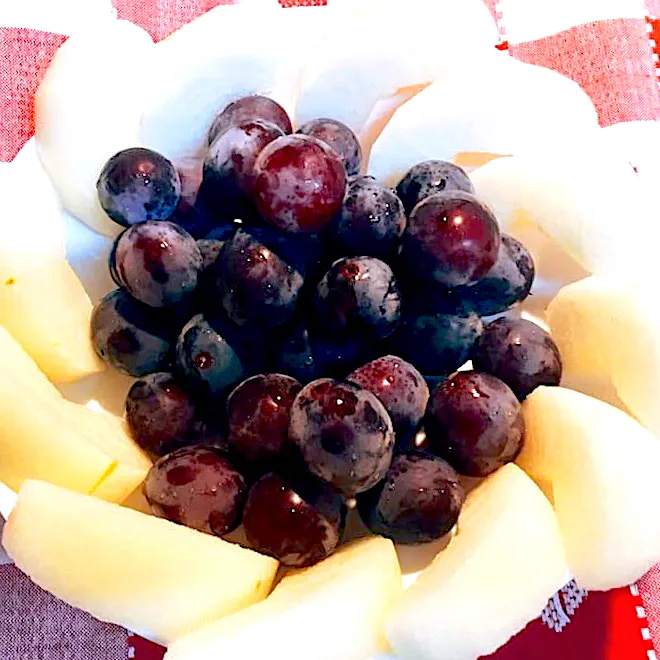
[472,317,562,400]
[97,147,181,227]
[402,191,500,287]
[242,472,345,567]
[112,221,202,308]
[227,374,302,465]
[289,378,395,497]
[314,256,401,340]
[357,451,465,544]
[252,134,347,233]
[395,160,474,215]
[145,446,246,536]
[425,371,524,477]
[297,118,362,176]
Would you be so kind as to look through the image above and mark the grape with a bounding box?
[227,374,302,466]
[425,371,524,477]
[197,238,224,270]
[145,446,246,536]
[326,176,406,259]
[289,378,395,496]
[314,256,401,340]
[112,221,202,308]
[402,191,500,287]
[175,313,265,400]
[199,120,284,221]
[348,355,429,447]
[125,372,202,457]
[97,148,181,227]
[169,197,217,239]
[207,95,292,146]
[395,160,474,215]
[297,118,362,176]
[472,317,562,401]
[252,135,347,233]
[91,289,176,376]
[357,451,464,544]
[242,472,345,567]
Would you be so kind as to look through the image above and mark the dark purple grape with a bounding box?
[242,472,345,567]
[357,451,464,544]
[91,289,176,376]
[97,148,181,227]
[175,313,265,400]
[315,256,401,340]
[169,197,219,239]
[402,191,500,287]
[125,372,202,456]
[297,118,362,176]
[425,371,524,477]
[326,176,406,259]
[145,446,246,536]
[112,221,202,308]
[252,135,347,234]
[395,160,474,215]
[348,355,429,446]
[108,235,122,286]
[197,238,224,270]
[289,379,394,497]
[226,374,302,465]
[472,317,562,401]
[207,95,292,146]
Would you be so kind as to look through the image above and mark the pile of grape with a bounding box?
[91,95,562,567]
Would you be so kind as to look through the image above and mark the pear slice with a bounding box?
[518,386,660,590]
[166,536,401,660]
[3,480,278,646]
[387,464,568,660]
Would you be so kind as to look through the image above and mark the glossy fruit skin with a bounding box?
[472,317,562,401]
[125,372,202,457]
[357,451,465,544]
[197,238,224,271]
[207,95,292,146]
[425,371,524,477]
[315,256,401,340]
[226,374,302,465]
[289,378,395,497]
[402,191,500,287]
[112,221,202,308]
[242,472,345,567]
[252,134,347,234]
[97,147,181,227]
[199,119,284,221]
[145,446,246,536]
[326,176,406,259]
[395,160,474,215]
[91,289,176,377]
[297,118,362,176]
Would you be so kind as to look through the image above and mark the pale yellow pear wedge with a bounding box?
[166,536,401,660]
[518,387,660,590]
[3,480,279,646]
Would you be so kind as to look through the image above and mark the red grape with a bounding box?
[297,118,362,176]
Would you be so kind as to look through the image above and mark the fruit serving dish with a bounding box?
[1,1,660,659]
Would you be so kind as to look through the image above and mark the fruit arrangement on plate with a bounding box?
[1,3,660,660]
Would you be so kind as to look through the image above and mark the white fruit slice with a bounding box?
[518,386,660,590]
[3,480,279,645]
[368,54,600,186]
[35,19,154,236]
[470,146,659,280]
[295,0,498,137]
[387,464,567,660]
[166,536,401,660]
[546,276,660,437]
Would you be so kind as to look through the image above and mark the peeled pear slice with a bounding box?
[387,464,568,660]
[368,54,600,186]
[35,19,154,236]
[3,480,279,646]
[518,387,660,590]
[546,276,660,436]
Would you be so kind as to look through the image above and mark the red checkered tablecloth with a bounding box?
[1,1,660,658]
